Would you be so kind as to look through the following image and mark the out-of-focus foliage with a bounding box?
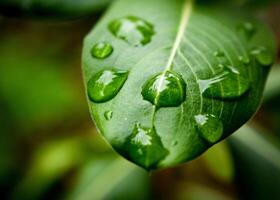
[69,158,151,200]
[0,37,82,132]
[229,125,280,200]
[198,0,280,8]
[0,0,112,19]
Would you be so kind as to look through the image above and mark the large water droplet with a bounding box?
[104,110,113,120]
[195,114,223,144]
[87,69,128,103]
[250,46,274,66]
[108,16,155,46]
[91,42,113,59]
[237,22,256,40]
[141,70,186,108]
[124,123,169,169]
[198,67,250,99]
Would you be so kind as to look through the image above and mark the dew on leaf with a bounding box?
[104,110,113,120]
[238,55,250,65]
[123,123,169,169]
[87,69,128,103]
[172,141,178,146]
[91,42,113,59]
[250,46,274,66]
[213,50,225,57]
[198,67,250,99]
[237,22,256,40]
[108,16,155,46]
[195,114,223,144]
[141,70,187,108]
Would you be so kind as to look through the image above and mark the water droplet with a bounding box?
[104,110,113,120]
[237,22,256,40]
[238,56,250,65]
[124,123,169,169]
[198,67,250,99]
[91,42,113,59]
[195,114,223,144]
[172,141,178,146]
[87,69,129,103]
[213,50,225,57]
[250,46,274,66]
[226,65,240,74]
[108,16,155,46]
[141,70,186,107]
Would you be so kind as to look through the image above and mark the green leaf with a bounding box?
[0,0,112,19]
[264,64,280,101]
[11,137,89,200]
[0,33,84,132]
[201,142,234,182]
[82,0,276,170]
[229,125,280,200]
[69,157,151,200]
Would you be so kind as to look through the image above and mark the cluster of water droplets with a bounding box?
[87,16,172,169]
[86,15,274,169]
[198,49,250,100]
[193,21,274,146]
[238,22,273,66]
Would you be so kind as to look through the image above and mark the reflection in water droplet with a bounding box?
[104,110,113,120]
[141,70,186,108]
[124,123,169,169]
[108,16,155,46]
[91,42,113,59]
[198,67,250,99]
[250,46,274,66]
[195,114,223,144]
[87,69,128,103]
[237,22,256,40]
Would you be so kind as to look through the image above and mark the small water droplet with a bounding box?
[238,56,250,65]
[172,141,178,146]
[108,16,155,46]
[91,42,113,59]
[141,70,186,107]
[195,114,223,144]
[198,67,250,99]
[237,22,256,40]
[124,123,169,169]
[87,69,128,103]
[250,46,274,66]
[226,65,240,74]
[214,50,231,70]
[104,110,113,120]
[213,50,225,57]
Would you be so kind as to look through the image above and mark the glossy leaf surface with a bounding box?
[82,0,276,169]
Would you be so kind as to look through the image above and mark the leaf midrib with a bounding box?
[153,0,193,122]
[165,0,193,70]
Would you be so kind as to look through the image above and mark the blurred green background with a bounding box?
[0,1,280,200]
